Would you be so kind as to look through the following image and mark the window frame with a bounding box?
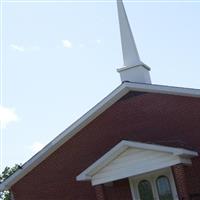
[129,168,179,200]
[138,179,154,200]
[156,175,174,200]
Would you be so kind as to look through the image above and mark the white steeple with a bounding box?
[116,0,151,84]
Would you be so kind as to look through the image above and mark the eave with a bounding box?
[1,82,200,191]
[76,140,198,186]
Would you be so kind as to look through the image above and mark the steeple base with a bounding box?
[117,65,151,84]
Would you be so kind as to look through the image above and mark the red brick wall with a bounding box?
[95,185,106,200]
[172,164,190,200]
[186,157,200,200]
[172,161,200,200]
[11,92,200,199]
[104,179,132,200]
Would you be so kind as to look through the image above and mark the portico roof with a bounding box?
[76,140,198,186]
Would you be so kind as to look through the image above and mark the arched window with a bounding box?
[138,180,154,200]
[156,176,173,200]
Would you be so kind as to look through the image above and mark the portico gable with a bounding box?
[77,140,198,186]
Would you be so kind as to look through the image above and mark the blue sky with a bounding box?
[1,1,200,170]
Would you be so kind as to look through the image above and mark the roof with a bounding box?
[1,82,200,191]
[76,140,198,185]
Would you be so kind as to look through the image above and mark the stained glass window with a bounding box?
[156,176,173,200]
[138,180,154,200]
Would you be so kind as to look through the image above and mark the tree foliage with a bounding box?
[0,164,21,200]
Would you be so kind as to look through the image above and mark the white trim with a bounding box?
[0,84,128,191]
[128,178,136,199]
[169,168,179,200]
[76,140,198,184]
[1,82,200,191]
[117,64,151,72]
[125,82,200,98]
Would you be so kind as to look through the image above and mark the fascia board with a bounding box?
[77,141,128,181]
[124,82,200,98]
[91,158,186,186]
[76,140,198,182]
[2,82,200,191]
[0,84,128,191]
[125,141,198,156]
[173,149,199,157]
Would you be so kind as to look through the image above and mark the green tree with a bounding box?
[0,164,21,200]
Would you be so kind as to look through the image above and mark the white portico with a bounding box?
[77,140,197,200]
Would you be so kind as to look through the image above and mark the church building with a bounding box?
[1,0,200,199]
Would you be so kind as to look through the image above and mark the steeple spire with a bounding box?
[116,0,151,84]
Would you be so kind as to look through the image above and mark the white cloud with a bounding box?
[62,40,72,48]
[79,43,85,48]
[10,44,41,52]
[96,39,102,44]
[28,46,40,51]
[10,44,25,52]
[29,142,45,153]
[0,105,19,128]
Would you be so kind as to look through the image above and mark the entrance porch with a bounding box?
[77,140,198,200]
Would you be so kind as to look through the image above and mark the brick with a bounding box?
[172,164,190,200]
[11,92,200,199]
[95,185,106,200]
